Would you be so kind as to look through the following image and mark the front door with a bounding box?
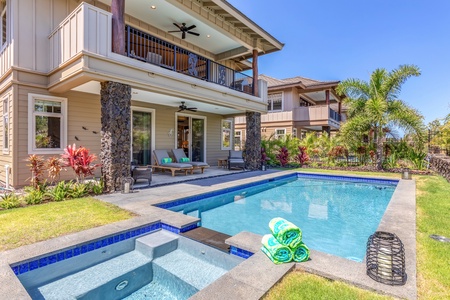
[177,114,206,162]
[132,108,154,165]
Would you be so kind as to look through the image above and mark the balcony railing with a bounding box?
[329,108,341,122]
[126,26,253,95]
[0,43,12,78]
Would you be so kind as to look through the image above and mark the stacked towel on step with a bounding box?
[261,234,293,264]
[269,217,302,248]
[261,217,310,264]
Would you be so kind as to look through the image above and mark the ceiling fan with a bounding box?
[178,101,197,112]
[169,23,200,39]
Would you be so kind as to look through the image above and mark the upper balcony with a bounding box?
[235,105,342,130]
[125,26,253,95]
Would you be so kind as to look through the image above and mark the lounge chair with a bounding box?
[171,149,210,174]
[152,150,193,176]
[228,150,246,170]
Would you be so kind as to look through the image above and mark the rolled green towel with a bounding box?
[261,234,293,264]
[269,217,302,248]
[292,242,310,262]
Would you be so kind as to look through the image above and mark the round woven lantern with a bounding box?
[366,231,407,285]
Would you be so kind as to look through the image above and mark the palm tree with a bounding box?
[336,65,425,169]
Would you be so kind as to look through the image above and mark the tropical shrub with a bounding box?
[0,193,22,209]
[295,146,309,167]
[61,144,101,182]
[47,157,63,184]
[86,179,104,195]
[23,186,46,205]
[26,155,46,189]
[45,181,74,201]
[71,183,89,198]
[407,149,427,170]
[276,147,289,167]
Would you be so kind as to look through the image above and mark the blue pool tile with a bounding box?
[87,243,95,252]
[29,260,39,270]
[130,230,136,237]
[73,247,80,256]
[119,234,125,241]
[94,241,102,249]
[12,266,19,275]
[80,245,88,254]
[65,249,73,258]
[57,253,65,262]
[48,255,57,264]
[39,257,48,267]
[101,239,108,247]
[125,232,131,239]
[114,235,120,243]
[19,264,29,274]
[107,237,114,245]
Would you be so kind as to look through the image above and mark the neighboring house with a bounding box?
[0,0,283,189]
[234,74,346,147]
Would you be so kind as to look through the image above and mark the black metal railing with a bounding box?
[125,26,253,95]
[329,108,341,122]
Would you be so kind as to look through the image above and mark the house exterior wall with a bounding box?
[11,86,230,187]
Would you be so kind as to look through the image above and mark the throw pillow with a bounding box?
[161,157,172,164]
[180,157,190,163]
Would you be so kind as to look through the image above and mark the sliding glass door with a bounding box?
[177,114,206,162]
[132,108,154,165]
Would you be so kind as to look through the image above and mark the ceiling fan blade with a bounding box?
[173,23,182,30]
[186,25,196,31]
[168,30,181,33]
[182,31,186,39]
[188,31,200,36]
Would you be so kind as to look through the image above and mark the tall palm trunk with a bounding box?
[375,127,383,170]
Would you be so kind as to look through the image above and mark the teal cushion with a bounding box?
[161,157,172,164]
[180,157,190,163]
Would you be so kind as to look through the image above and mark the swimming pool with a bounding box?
[160,173,398,262]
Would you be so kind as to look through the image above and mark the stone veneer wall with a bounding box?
[100,82,132,192]
[430,154,450,183]
[244,111,261,170]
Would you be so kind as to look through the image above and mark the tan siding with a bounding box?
[0,88,13,185]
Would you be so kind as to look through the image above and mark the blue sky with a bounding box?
[227,0,450,125]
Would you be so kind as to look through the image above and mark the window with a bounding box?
[28,94,67,154]
[267,92,283,112]
[234,130,243,150]
[221,119,232,150]
[292,128,297,138]
[1,2,6,48]
[2,96,8,152]
[275,128,286,140]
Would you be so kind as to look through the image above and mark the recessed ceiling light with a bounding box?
[150,5,156,9]
[206,34,211,38]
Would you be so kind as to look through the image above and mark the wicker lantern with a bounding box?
[366,231,407,285]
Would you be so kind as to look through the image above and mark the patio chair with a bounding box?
[228,150,246,170]
[171,149,210,174]
[152,150,193,176]
[131,162,152,186]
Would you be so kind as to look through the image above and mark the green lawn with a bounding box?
[0,197,134,251]
[264,169,450,300]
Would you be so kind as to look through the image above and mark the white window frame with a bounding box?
[275,128,286,140]
[268,92,283,112]
[2,95,9,153]
[1,4,7,49]
[234,130,242,150]
[221,118,233,150]
[28,94,68,154]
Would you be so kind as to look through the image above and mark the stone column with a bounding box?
[100,81,131,192]
[244,111,261,170]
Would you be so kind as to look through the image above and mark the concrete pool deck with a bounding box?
[0,169,416,299]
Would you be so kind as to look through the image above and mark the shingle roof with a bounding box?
[259,74,340,88]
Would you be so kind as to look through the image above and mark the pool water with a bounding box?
[169,175,397,261]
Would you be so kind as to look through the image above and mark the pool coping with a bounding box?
[0,170,416,299]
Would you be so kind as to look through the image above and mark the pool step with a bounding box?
[152,248,229,290]
[35,251,152,300]
[135,230,179,259]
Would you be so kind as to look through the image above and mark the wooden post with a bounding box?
[252,49,258,97]
[325,89,330,106]
[111,0,125,55]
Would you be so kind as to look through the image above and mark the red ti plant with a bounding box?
[61,144,101,182]
[276,146,289,167]
[26,154,46,189]
[295,146,309,167]
[261,147,270,165]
